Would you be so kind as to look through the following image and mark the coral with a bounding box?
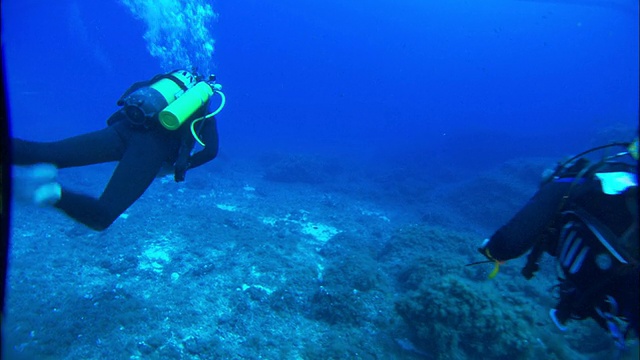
[396,275,536,360]
[378,223,477,280]
[385,223,602,360]
[309,232,390,326]
[7,156,616,359]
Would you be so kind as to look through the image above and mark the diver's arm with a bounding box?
[188,117,219,169]
[480,181,572,262]
[173,118,218,182]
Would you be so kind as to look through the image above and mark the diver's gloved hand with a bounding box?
[477,235,512,263]
[521,260,539,280]
[174,161,191,182]
[478,238,492,260]
[33,183,62,206]
[476,238,507,279]
[12,164,62,206]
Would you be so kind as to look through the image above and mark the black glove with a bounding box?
[174,140,192,182]
[174,162,190,182]
[521,262,539,280]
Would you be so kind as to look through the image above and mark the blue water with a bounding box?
[2,1,639,359]
[4,0,638,164]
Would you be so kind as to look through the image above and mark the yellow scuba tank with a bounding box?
[121,70,197,127]
[159,81,214,130]
[149,71,197,104]
[119,70,226,145]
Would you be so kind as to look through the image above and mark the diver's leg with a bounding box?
[13,126,126,168]
[12,126,128,206]
[53,131,173,230]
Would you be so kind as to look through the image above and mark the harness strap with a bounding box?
[565,208,635,265]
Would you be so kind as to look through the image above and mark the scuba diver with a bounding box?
[477,137,639,351]
[12,69,226,231]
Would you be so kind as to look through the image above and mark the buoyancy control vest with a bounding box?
[539,141,639,346]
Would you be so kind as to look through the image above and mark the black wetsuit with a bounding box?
[13,108,219,231]
[482,159,639,341]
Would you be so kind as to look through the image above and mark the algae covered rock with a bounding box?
[309,232,391,326]
[378,223,477,281]
[396,275,535,360]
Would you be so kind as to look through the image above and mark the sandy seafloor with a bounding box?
[3,152,637,360]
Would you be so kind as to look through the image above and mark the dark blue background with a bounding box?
[3,0,638,169]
